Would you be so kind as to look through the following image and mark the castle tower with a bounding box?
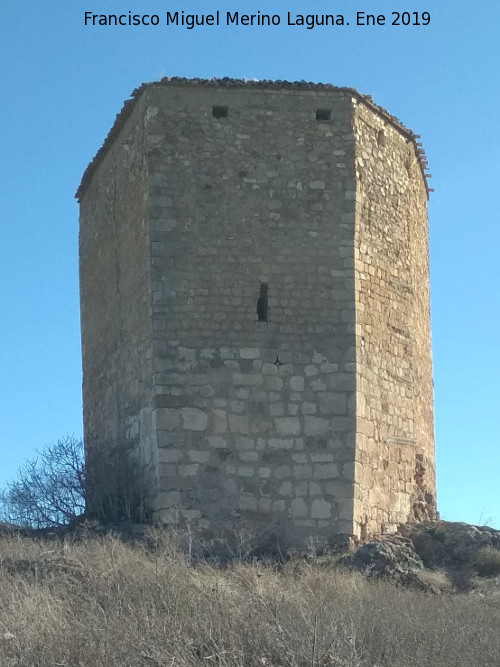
[77,78,436,547]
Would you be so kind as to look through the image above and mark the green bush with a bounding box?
[474,546,500,577]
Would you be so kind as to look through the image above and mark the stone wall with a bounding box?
[78,79,436,547]
[79,93,156,508]
[352,99,436,537]
[145,85,359,546]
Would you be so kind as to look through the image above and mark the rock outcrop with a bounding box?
[347,521,500,593]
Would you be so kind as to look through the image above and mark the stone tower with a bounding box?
[77,77,436,547]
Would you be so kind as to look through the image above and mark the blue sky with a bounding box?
[1,1,499,527]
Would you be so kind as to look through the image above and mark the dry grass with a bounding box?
[0,531,499,666]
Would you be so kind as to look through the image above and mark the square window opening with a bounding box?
[316,108,332,122]
[213,105,229,119]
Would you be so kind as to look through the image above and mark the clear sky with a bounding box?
[1,1,499,528]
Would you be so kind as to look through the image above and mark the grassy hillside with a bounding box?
[0,530,499,666]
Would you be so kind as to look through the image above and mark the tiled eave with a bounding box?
[75,77,432,201]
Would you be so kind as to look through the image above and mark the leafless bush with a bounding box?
[0,437,153,529]
[0,436,85,528]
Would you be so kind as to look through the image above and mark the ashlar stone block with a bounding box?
[304,416,330,436]
[156,408,180,430]
[289,376,305,391]
[318,393,347,416]
[291,497,308,518]
[311,498,332,519]
[181,408,208,431]
[155,490,181,509]
[275,417,301,436]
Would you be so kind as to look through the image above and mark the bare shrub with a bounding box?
[0,436,153,529]
[0,436,85,528]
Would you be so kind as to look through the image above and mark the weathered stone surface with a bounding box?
[181,408,208,431]
[275,418,301,436]
[318,393,347,416]
[311,498,332,519]
[348,536,425,587]
[155,490,181,509]
[304,416,330,436]
[401,521,500,567]
[289,376,305,392]
[240,347,260,359]
[211,410,228,434]
[188,450,210,463]
[228,414,250,433]
[291,497,308,518]
[346,521,500,592]
[155,408,180,430]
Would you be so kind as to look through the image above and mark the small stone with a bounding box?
[239,451,258,462]
[291,497,308,518]
[180,509,201,520]
[182,408,208,431]
[240,347,260,359]
[269,438,294,450]
[157,448,183,463]
[265,376,284,391]
[188,450,210,463]
[275,417,301,436]
[178,464,199,477]
[275,464,292,479]
[259,498,272,511]
[311,379,327,391]
[156,408,180,431]
[229,414,250,433]
[294,465,313,480]
[319,392,348,416]
[320,363,337,373]
[237,466,254,477]
[304,416,330,436]
[314,463,339,480]
[289,376,305,391]
[233,373,264,386]
[311,498,332,519]
[177,347,196,361]
[278,481,293,496]
[208,436,227,448]
[270,402,285,417]
[155,490,180,509]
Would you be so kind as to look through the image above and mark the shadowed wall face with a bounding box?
[78,80,436,547]
[79,93,156,513]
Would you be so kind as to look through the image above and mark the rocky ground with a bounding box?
[346,521,500,594]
